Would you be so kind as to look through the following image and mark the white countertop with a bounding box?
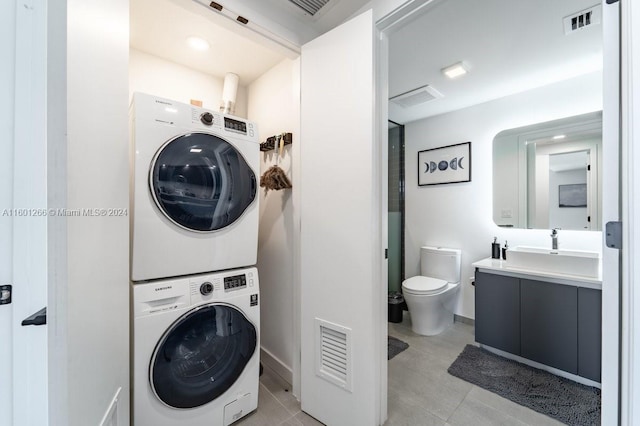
[472,257,602,289]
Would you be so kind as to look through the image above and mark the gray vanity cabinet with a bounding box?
[520,279,578,374]
[475,271,520,355]
[474,269,601,382]
[578,287,602,382]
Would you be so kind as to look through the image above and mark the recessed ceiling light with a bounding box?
[442,62,468,79]
[553,134,566,140]
[186,36,210,51]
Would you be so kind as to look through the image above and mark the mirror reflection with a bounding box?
[493,111,602,231]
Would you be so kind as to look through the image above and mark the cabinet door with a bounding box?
[521,280,578,374]
[578,288,602,382]
[475,271,520,354]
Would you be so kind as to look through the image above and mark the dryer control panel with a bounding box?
[224,117,247,134]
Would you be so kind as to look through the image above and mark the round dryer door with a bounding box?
[150,304,257,409]
[150,132,256,232]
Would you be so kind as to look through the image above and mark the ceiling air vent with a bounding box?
[390,85,443,108]
[287,0,331,16]
[563,4,601,35]
[315,318,352,392]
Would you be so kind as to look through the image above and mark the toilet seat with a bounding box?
[402,276,448,295]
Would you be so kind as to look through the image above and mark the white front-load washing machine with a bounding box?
[132,266,260,426]
[130,92,259,282]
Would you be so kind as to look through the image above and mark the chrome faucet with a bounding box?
[551,228,559,250]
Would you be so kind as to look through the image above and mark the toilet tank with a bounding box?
[420,246,461,283]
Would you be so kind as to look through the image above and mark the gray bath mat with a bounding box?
[448,345,600,425]
[388,336,409,360]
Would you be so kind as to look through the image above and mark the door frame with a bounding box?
[601,0,621,424]
[620,0,640,422]
[374,4,453,420]
[378,0,624,425]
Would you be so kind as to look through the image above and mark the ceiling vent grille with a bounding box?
[288,0,331,16]
[563,4,601,35]
[390,85,443,108]
[315,318,352,392]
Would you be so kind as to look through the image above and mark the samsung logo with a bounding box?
[155,286,172,292]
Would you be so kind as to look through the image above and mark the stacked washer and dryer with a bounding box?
[129,93,261,426]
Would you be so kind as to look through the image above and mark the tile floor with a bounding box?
[235,365,324,426]
[239,311,563,425]
[385,312,563,426]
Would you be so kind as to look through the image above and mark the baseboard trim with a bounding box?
[260,347,293,386]
[454,314,475,326]
[99,387,122,426]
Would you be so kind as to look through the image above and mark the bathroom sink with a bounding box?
[507,246,600,278]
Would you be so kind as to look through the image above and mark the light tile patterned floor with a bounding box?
[235,366,324,426]
[385,312,564,426]
[240,311,563,425]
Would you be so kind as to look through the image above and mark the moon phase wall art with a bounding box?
[417,142,471,186]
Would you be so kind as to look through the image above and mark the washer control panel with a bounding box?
[186,267,258,304]
[224,274,247,291]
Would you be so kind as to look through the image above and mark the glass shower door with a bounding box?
[388,121,405,293]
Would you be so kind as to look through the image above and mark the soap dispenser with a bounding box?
[502,241,509,260]
[491,237,501,259]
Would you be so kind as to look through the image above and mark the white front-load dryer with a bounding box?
[130,92,259,281]
[132,267,260,426]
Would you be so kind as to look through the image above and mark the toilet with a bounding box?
[402,246,461,336]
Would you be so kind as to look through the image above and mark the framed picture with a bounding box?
[559,183,587,207]
[418,142,471,186]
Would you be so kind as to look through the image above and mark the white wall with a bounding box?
[247,58,300,383]
[64,1,130,424]
[129,48,248,117]
[405,72,603,319]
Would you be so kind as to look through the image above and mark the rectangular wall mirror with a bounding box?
[493,111,602,231]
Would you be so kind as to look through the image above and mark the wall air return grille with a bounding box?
[288,0,331,16]
[563,4,601,35]
[390,85,443,108]
[315,318,352,392]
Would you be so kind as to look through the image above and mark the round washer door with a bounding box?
[150,132,256,232]
[150,304,257,409]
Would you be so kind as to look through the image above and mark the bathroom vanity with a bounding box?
[473,257,602,384]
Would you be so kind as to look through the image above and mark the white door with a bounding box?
[300,9,386,426]
[1,1,49,425]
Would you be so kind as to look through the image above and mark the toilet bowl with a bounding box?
[402,246,461,336]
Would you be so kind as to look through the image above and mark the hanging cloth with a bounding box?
[260,134,292,191]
